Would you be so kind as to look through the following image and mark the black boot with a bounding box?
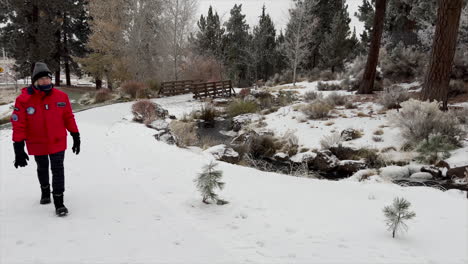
[40,185,51,204]
[53,193,68,217]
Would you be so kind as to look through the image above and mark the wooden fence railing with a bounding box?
[158,80,201,97]
[192,80,235,99]
[158,79,235,99]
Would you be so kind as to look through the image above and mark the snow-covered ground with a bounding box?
[0,93,467,264]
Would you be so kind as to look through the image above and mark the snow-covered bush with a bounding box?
[380,43,427,82]
[378,85,410,109]
[317,82,342,91]
[194,161,228,205]
[277,90,297,106]
[169,120,199,147]
[326,92,347,106]
[415,134,457,164]
[301,100,334,119]
[320,133,343,150]
[304,91,323,102]
[132,100,158,125]
[383,197,416,238]
[226,99,258,117]
[122,81,148,99]
[278,130,299,156]
[388,99,466,147]
[94,88,112,103]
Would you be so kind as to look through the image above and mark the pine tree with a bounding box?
[194,161,228,205]
[251,5,276,82]
[223,4,251,87]
[319,4,352,72]
[383,197,416,238]
[355,0,374,48]
[302,0,341,70]
[1,0,61,79]
[193,6,225,60]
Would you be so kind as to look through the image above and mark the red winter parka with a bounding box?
[11,86,79,156]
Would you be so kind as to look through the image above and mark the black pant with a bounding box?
[34,151,65,194]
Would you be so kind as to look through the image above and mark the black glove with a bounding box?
[13,141,29,168]
[71,132,80,155]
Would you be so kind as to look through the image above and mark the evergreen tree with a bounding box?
[355,0,375,47]
[223,4,251,87]
[193,6,225,60]
[319,4,352,72]
[194,161,228,205]
[274,30,288,75]
[1,0,61,79]
[383,197,416,238]
[302,0,341,70]
[251,5,276,82]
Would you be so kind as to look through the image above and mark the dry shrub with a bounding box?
[94,88,112,103]
[169,120,199,147]
[122,81,148,99]
[199,103,218,126]
[326,92,347,106]
[374,129,384,135]
[239,88,251,98]
[249,135,281,158]
[378,85,410,109]
[132,100,158,125]
[301,100,334,119]
[345,101,357,109]
[304,91,323,102]
[226,99,258,117]
[380,43,427,82]
[388,99,466,147]
[278,130,299,156]
[181,55,225,82]
[317,82,342,91]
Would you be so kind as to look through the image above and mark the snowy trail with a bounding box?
[1,96,467,264]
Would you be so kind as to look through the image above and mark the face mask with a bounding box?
[37,84,53,92]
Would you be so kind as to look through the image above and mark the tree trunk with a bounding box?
[96,78,102,89]
[422,0,463,110]
[358,0,387,94]
[54,27,61,86]
[63,12,71,86]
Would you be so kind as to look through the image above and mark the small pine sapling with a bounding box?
[383,197,416,238]
[195,161,228,205]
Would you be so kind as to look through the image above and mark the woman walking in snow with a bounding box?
[11,62,80,217]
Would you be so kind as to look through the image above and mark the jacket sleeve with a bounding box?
[11,97,27,142]
[63,94,79,133]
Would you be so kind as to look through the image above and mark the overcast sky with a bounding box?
[197,0,365,35]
